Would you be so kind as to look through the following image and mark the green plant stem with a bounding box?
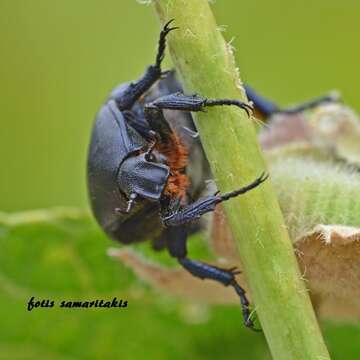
[153,1,330,359]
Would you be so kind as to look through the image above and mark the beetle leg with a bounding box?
[123,110,152,139]
[161,172,268,227]
[245,84,340,118]
[116,20,178,110]
[123,112,163,160]
[164,226,260,331]
[123,111,168,152]
[155,19,179,75]
[144,130,160,161]
[276,91,340,115]
[145,92,253,118]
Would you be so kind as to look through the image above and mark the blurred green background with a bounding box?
[1,0,360,359]
[1,0,359,212]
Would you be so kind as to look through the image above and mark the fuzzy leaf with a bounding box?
[296,224,360,322]
[260,102,360,167]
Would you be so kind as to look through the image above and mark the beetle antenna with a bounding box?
[115,193,138,214]
[126,193,138,213]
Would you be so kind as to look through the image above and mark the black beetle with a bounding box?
[87,19,340,330]
[87,20,270,330]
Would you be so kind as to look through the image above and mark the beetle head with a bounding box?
[117,153,170,202]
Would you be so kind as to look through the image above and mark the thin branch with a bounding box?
[153,1,330,359]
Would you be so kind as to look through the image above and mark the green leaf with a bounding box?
[0,208,358,359]
[0,209,269,359]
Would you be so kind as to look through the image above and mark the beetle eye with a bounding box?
[145,153,156,162]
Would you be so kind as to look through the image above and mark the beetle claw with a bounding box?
[241,102,254,117]
[155,19,178,70]
[163,18,179,33]
[227,266,242,275]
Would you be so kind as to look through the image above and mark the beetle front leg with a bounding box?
[164,226,259,330]
[115,20,178,110]
[161,172,268,227]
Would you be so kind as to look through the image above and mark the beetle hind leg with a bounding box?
[179,258,259,330]
[245,84,340,118]
[277,91,340,115]
[165,226,259,330]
